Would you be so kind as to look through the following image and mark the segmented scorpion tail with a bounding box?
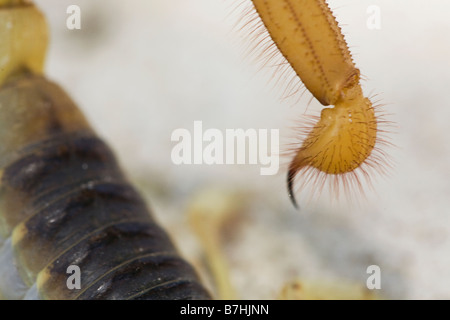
[0,0,210,300]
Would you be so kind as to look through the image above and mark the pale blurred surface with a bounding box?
[33,0,450,299]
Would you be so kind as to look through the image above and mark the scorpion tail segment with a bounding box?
[0,74,212,300]
[0,0,48,86]
[0,1,211,299]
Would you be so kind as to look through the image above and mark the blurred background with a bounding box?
[34,0,450,299]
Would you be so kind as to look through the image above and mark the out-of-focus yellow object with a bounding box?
[0,0,48,86]
[0,0,27,6]
[188,188,244,300]
[278,278,382,300]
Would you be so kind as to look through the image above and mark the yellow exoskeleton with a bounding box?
[249,0,390,206]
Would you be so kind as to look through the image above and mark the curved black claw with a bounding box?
[287,165,299,210]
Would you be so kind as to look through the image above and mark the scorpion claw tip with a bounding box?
[287,165,299,210]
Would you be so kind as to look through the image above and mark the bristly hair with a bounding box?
[228,0,395,207]
[282,97,395,206]
[228,0,307,107]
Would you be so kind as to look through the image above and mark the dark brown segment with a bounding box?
[14,180,162,278]
[38,222,185,300]
[134,281,212,300]
[3,133,124,196]
[73,254,210,300]
[0,133,127,238]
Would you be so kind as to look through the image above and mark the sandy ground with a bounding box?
[33,0,450,299]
